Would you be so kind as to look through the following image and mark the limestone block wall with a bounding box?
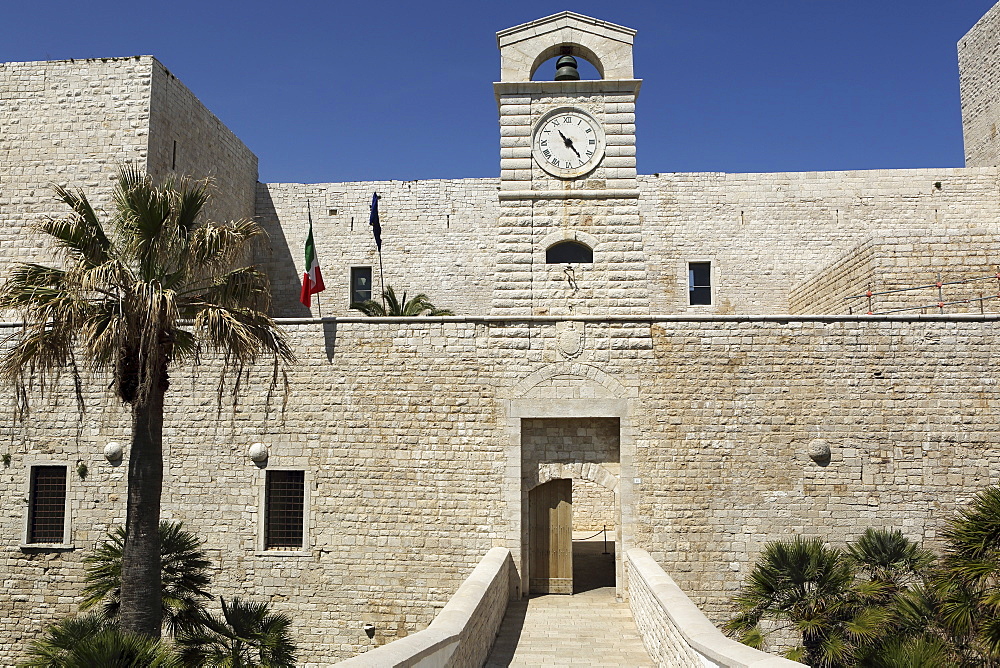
[961,1,1000,167]
[573,478,616,531]
[0,320,505,666]
[637,168,1000,314]
[789,237,876,314]
[336,547,513,668]
[0,56,256,297]
[521,417,619,531]
[633,317,1000,621]
[252,166,1000,323]
[3,314,1000,665]
[791,230,1000,314]
[256,180,500,318]
[147,59,258,223]
[0,57,153,272]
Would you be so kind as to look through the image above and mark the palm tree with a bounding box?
[0,166,293,637]
[935,486,1000,665]
[81,520,212,634]
[351,284,453,316]
[20,615,179,668]
[175,597,296,667]
[21,614,106,667]
[725,535,886,667]
[846,528,934,593]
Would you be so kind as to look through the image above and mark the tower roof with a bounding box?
[496,12,637,82]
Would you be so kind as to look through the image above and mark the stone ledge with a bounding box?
[335,547,513,667]
[498,189,640,200]
[627,549,804,668]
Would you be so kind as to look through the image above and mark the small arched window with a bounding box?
[546,240,593,264]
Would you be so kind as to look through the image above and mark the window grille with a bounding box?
[28,466,66,543]
[265,470,305,549]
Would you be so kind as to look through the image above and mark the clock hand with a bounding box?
[557,130,582,158]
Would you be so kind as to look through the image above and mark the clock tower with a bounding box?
[493,12,648,316]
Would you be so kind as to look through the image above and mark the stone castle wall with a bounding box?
[961,2,1000,167]
[791,230,1000,315]
[0,57,256,304]
[256,180,500,318]
[0,57,154,269]
[147,59,259,223]
[2,315,999,664]
[253,167,1000,322]
[637,168,1000,315]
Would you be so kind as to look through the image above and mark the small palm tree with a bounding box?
[21,614,107,667]
[175,597,296,667]
[0,166,293,637]
[351,285,453,316]
[847,528,934,589]
[20,615,179,668]
[936,486,1000,664]
[847,528,935,610]
[862,635,953,668]
[80,520,212,634]
[725,535,886,667]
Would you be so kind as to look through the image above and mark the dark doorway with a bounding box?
[572,529,615,593]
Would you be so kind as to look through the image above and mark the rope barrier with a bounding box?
[842,267,1000,315]
[577,528,607,541]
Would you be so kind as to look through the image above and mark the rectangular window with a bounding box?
[689,262,712,305]
[28,466,67,544]
[264,470,305,550]
[350,267,373,305]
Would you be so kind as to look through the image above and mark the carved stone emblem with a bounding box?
[556,321,584,358]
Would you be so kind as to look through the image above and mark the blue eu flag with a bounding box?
[369,192,382,252]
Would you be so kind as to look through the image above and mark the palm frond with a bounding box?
[350,285,453,316]
[176,597,296,667]
[48,185,112,267]
[80,521,213,636]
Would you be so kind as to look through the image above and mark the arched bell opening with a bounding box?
[546,240,594,264]
[530,43,605,80]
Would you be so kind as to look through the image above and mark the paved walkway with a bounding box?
[483,587,654,667]
[484,537,653,667]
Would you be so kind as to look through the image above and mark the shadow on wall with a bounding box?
[323,321,337,362]
[256,184,313,318]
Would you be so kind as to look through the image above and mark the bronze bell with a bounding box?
[554,55,580,81]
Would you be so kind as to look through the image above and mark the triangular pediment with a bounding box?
[497,12,637,82]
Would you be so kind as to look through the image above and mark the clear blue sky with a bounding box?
[2,1,996,183]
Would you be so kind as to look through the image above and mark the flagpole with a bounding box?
[369,192,385,311]
[377,249,385,311]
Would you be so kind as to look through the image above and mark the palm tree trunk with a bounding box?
[119,385,165,637]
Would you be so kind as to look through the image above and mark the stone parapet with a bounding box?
[627,549,804,668]
[335,547,514,667]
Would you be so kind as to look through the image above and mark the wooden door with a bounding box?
[529,478,572,594]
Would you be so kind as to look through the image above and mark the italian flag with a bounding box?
[299,218,325,307]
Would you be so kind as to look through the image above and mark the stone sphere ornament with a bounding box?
[248,442,269,463]
[103,442,124,462]
[808,439,832,464]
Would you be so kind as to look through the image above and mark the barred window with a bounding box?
[264,470,305,550]
[28,466,67,544]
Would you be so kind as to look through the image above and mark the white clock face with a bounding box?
[532,108,606,179]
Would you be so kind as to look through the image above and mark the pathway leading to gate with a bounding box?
[483,586,654,667]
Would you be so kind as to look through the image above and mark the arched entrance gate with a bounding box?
[502,363,636,599]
